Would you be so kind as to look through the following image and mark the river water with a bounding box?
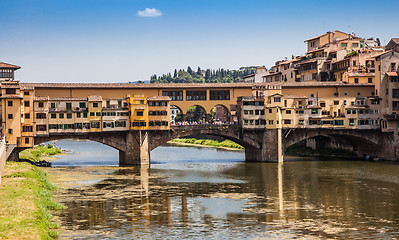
[46,140,399,239]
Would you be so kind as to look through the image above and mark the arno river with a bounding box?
[46,140,399,239]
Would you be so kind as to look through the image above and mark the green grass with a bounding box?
[19,144,62,162]
[0,162,64,239]
[170,138,244,150]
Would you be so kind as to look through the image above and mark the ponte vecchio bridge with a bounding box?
[1,80,396,165]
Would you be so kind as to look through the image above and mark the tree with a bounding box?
[173,69,177,78]
[187,66,193,75]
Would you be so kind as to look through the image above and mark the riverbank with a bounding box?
[168,138,244,151]
[0,162,63,239]
[19,144,63,162]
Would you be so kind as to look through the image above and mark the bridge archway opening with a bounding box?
[210,104,231,123]
[185,105,206,123]
[285,133,381,158]
[39,139,119,166]
[170,105,183,125]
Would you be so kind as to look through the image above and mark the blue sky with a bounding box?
[1,0,398,83]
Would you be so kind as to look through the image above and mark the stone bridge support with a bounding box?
[119,131,150,166]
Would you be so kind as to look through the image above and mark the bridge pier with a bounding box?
[245,129,282,162]
[119,131,150,166]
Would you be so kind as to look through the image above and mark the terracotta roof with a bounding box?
[390,38,399,44]
[0,94,22,99]
[20,85,35,90]
[88,95,102,101]
[346,72,375,77]
[283,95,308,99]
[307,48,326,54]
[20,82,259,89]
[254,82,374,88]
[297,59,318,65]
[34,96,50,101]
[262,72,282,78]
[372,50,394,58]
[386,72,398,77]
[0,62,21,69]
[304,33,328,42]
[1,84,20,88]
[242,74,255,79]
[148,96,171,101]
[49,97,87,101]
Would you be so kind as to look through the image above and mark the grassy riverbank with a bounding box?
[169,138,244,150]
[19,144,62,162]
[0,162,63,239]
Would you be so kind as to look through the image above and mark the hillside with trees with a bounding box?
[150,66,257,83]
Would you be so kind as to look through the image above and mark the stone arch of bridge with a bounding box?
[34,132,129,152]
[149,126,260,152]
[210,104,231,122]
[283,129,382,157]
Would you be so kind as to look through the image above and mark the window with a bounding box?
[334,92,339,97]
[91,122,100,129]
[77,112,81,118]
[22,126,33,132]
[320,102,325,107]
[36,113,47,119]
[311,109,318,114]
[5,89,16,94]
[137,111,144,116]
[352,110,357,114]
[341,43,347,48]
[7,101,12,106]
[24,101,30,107]
[269,109,272,113]
[25,138,30,144]
[90,112,95,116]
[83,112,88,118]
[298,119,304,125]
[354,78,359,83]
[67,113,72,119]
[93,102,98,108]
[66,103,72,110]
[79,102,86,108]
[162,91,183,101]
[368,78,373,83]
[51,103,56,109]
[38,102,44,108]
[393,89,399,98]
[310,94,314,98]
[210,90,230,100]
[96,112,101,116]
[286,110,291,114]
[36,125,47,131]
[352,43,359,48]
[274,97,281,102]
[25,113,30,119]
[59,113,64,119]
[344,100,347,105]
[344,92,348,96]
[8,129,13,134]
[334,101,339,105]
[8,114,13,119]
[391,62,396,72]
[186,91,206,101]
[51,113,57,118]
[284,119,291,124]
[268,120,273,125]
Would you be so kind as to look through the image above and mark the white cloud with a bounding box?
[137,8,162,17]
